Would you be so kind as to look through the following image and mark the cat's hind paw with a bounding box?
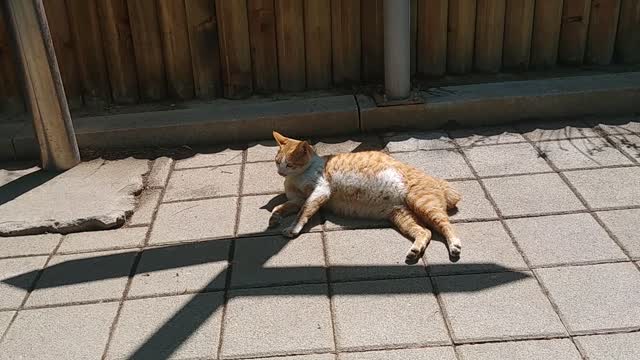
[405,244,426,264]
[448,241,462,257]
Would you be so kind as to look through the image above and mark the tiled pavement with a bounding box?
[1,117,640,359]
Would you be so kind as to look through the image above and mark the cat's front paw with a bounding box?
[282,225,300,238]
[268,213,282,228]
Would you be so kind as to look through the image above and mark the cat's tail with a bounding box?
[444,183,461,210]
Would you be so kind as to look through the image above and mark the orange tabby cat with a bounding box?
[269,131,462,261]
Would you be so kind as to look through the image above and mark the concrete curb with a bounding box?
[2,73,639,161]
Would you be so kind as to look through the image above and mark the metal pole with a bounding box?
[384,0,411,100]
[5,0,80,171]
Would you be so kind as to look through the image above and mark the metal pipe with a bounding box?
[384,0,411,100]
[5,0,80,171]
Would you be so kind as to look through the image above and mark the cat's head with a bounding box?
[272,131,315,176]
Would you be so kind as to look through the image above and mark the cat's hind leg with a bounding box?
[389,207,433,263]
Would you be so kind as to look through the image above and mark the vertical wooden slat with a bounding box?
[66,0,111,105]
[559,0,591,65]
[158,0,195,100]
[0,5,24,114]
[304,0,332,89]
[96,0,139,104]
[417,0,448,77]
[127,0,167,101]
[185,0,222,99]
[43,0,82,108]
[448,0,477,74]
[248,0,278,92]
[475,0,506,73]
[331,0,361,85]
[586,0,621,64]
[361,0,384,82]
[276,0,306,91]
[503,0,535,71]
[530,0,564,68]
[615,0,640,64]
[216,0,253,98]
[411,0,417,76]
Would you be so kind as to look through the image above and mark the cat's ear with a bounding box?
[299,141,313,155]
[273,131,289,146]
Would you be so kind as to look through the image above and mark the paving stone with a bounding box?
[597,209,640,258]
[0,256,47,309]
[243,161,283,194]
[506,214,627,267]
[256,355,335,360]
[536,262,640,333]
[575,332,640,360]
[325,229,427,281]
[483,173,584,216]
[0,311,14,335]
[425,221,527,275]
[457,339,582,360]
[464,142,552,176]
[164,165,241,201]
[221,284,334,358]
[564,167,640,208]
[322,211,390,231]
[231,233,325,288]
[535,138,632,170]
[175,148,243,169]
[0,165,39,186]
[26,250,136,307]
[609,134,640,161]
[594,118,640,135]
[448,180,497,221]
[450,126,526,147]
[392,150,474,180]
[129,188,161,226]
[0,302,118,360]
[332,278,450,350]
[339,347,456,360]
[147,157,173,188]
[58,227,147,254]
[237,194,322,236]
[0,233,61,258]
[434,272,565,342]
[384,131,455,152]
[149,197,237,244]
[247,141,278,162]
[312,135,383,156]
[517,120,598,142]
[128,240,229,297]
[106,293,223,360]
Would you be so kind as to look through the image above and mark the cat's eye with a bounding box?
[286,164,293,168]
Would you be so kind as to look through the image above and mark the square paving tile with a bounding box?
[312,136,383,156]
[26,250,136,307]
[339,346,456,360]
[535,138,632,170]
[483,173,584,216]
[609,134,640,161]
[332,278,450,350]
[457,339,581,360]
[384,131,455,152]
[221,284,334,359]
[128,240,229,297]
[564,167,640,208]
[594,118,640,135]
[425,221,527,275]
[597,209,640,259]
[231,233,325,288]
[434,272,565,342]
[257,355,335,360]
[575,332,640,360]
[536,262,640,333]
[106,293,223,360]
[165,165,241,201]
[175,148,243,169]
[464,143,552,176]
[0,234,60,258]
[150,197,237,244]
[129,188,162,226]
[237,194,322,236]
[0,302,118,360]
[392,150,474,180]
[0,311,14,336]
[506,214,627,267]
[450,126,526,147]
[448,180,498,221]
[517,120,598,142]
[325,229,427,281]
[243,161,283,195]
[0,256,47,309]
[58,227,147,254]
[247,141,278,162]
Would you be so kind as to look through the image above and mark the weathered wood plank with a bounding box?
[448,0,477,74]
[475,0,506,73]
[559,0,591,65]
[503,0,535,71]
[417,0,448,77]
[0,5,24,113]
[158,0,195,100]
[304,0,332,89]
[96,0,139,104]
[615,0,640,64]
[411,0,417,76]
[276,0,306,91]
[216,0,253,98]
[361,0,384,82]
[332,0,361,85]
[127,0,167,101]
[185,0,222,99]
[586,0,621,65]
[531,0,564,68]
[247,0,278,92]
